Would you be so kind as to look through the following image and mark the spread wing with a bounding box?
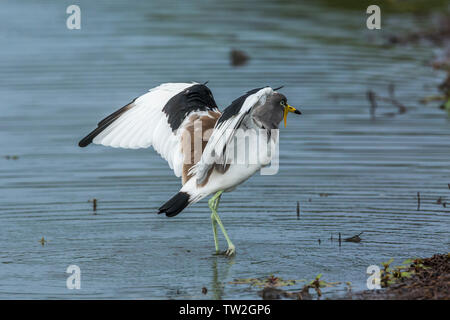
[191,87,274,184]
[78,82,219,178]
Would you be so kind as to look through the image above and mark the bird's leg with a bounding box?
[213,190,222,210]
[211,214,219,253]
[208,192,221,254]
[214,210,235,256]
[208,191,235,256]
[210,191,235,256]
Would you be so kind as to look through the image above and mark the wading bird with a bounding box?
[78,83,300,256]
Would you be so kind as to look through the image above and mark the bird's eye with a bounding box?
[280,100,286,107]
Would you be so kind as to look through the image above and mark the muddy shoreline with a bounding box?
[256,253,449,300]
[344,253,449,300]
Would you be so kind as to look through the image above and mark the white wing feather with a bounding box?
[191,87,274,183]
[92,82,197,177]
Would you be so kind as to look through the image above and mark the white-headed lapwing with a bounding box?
[79,82,300,256]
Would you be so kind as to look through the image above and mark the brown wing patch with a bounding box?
[181,111,221,185]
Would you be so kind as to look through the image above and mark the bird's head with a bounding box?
[269,92,301,128]
[250,88,301,130]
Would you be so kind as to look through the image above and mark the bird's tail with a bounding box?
[158,192,192,217]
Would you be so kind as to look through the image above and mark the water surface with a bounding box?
[0,0,449,299]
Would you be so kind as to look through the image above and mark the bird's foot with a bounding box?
[212,245,235,257]
[223,245,236,257]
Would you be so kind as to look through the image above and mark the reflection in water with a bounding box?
[211,256,235,300]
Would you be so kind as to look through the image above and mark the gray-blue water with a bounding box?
[0,0,449,299]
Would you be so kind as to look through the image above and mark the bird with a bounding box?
[78,82,301,256]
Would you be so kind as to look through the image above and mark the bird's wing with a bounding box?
[191,87,274,184]
[78,82,220,178]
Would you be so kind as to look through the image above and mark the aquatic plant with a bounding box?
[229,274,303,288]
[378,257,431,287]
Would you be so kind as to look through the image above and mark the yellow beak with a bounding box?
[283,104,301,128]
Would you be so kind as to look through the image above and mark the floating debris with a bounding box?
[366,85,407,119]
[319,193,329,197]
[39,237,47,246]
[338,233,342,247]
[345,281,352,292]
[344,232,363,243]
[366,90,377,120]
[88,198,97,212]
[436,196,447,208]
[230,49,249,67]
[387,83,407,114]
[201,287,208,295]
[417,192,421,211]
[318,239,321,245]
[4,155,19,160]
[296,201,300,219]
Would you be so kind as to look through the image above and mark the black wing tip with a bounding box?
[77,99,136,149]
[78,131,98,147]
[78,138,91,148]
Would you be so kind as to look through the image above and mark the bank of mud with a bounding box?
[344,253,449,300]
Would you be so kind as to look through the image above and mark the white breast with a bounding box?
[181,128,279,203]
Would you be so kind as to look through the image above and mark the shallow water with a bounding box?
[0,0,449,299]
